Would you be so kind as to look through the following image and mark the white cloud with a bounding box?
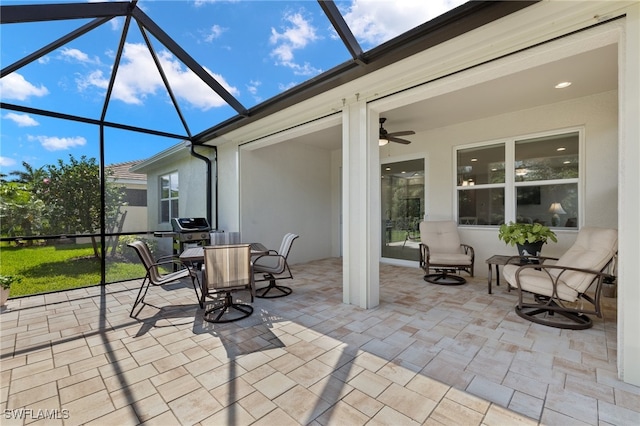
[2,113,39,127]
[341,0,467,46]
[27,135,87,151]
[75,42,238,110]
[0,156,17,167]
[204,24,227,42]
[0,73,49,101]
[270,11,321,76]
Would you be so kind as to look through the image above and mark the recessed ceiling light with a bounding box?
[563,161,571,164]
[555,81,572,89]
[471,158,478,162]
[557,147,566,151]
[385,167,391,171]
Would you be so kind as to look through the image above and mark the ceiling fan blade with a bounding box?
[388,136,411,145]
[387,130,415,137]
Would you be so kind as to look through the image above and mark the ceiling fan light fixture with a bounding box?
[379,138,389,146]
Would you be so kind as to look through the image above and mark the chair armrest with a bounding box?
[461,244,474,258]
[150,258,196,275]
[513,263,612,296]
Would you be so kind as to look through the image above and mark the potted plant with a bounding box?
[498,222,557,261]
[0,275,20,306]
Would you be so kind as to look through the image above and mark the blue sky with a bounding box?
[0,0,465,175]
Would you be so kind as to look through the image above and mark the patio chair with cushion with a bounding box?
[503,226,618,329]
[128,240,201,318]
[202,244,255,323]
[419,220,475,285]
[253,233,299,298]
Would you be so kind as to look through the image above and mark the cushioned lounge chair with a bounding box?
[503,226,617,329]
[419,220,474,285]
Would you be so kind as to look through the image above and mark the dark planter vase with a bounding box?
[516,241,544,263]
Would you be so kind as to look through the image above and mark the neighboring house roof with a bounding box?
[107,160,147,183]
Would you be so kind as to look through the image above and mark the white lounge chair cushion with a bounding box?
[503,227,618,301]
[420,220,463,254]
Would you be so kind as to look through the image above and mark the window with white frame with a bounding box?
[456,130,580,228]
[160,172,179,223]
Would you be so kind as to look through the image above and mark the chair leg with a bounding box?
[203,292,253,323]
[130,277,151,318]
[423,269,466,285]
[515,298,593,330]
[255,274,292,298]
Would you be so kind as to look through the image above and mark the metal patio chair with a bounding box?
[128,240,201,318]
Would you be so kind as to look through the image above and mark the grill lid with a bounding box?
[171,217,211,232]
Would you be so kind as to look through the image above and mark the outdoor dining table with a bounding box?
[179,243,269,263]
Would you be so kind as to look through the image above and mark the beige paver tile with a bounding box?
[377,382,437,423]
[132,393,174,424]
[307,374,353,405]
[368,405,420,426]
[251,407,299,426]
[348,368,391,398]
[429,396,484,426]
[63,390,115,426]
[102,364,159,393]
[544,384,598,424]
[508,390,543,421]
[167,387,223,425]
[273,384,331,424]
[83,405,137,426]
[59,376,105,404]
[6,382,58,409]
[484,403,539,425]
[237,390,277,420]
[10,366,70,394]
[200,402,255,426]
[109,378,157,409]
[210,376,255,407]
[316,400,369,425]
[253,371,297,400]
[155,373,201,403]
[342,388,384,417]
[287,358,334,388]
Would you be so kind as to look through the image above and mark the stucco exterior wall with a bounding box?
[239,140,333,264]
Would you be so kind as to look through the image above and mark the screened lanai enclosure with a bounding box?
[0,0,536,298]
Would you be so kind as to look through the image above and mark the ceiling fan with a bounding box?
[378,117,415,146]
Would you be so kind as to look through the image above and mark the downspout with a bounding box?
[188,142,218,230]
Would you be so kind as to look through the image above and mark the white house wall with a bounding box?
[239,141,333,264]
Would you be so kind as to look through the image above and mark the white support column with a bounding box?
[342,100,380,309]
[619,3,640,386]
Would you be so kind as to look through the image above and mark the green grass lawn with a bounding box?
[0,243,146,298]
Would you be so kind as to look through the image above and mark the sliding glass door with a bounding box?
[381,158,425,261]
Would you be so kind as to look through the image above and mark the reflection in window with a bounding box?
[515,133,579,182]
[458,188,505,226]
[457,143,505,186]
[160,172,178,223]
[456,130,580,228]
[516,184,578,227]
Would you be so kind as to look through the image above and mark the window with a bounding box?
[456,130,580,228]
[160,172,179,222]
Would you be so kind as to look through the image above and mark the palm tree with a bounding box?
[9,161,48,185]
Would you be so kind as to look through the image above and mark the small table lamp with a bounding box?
[549,202,566,226]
